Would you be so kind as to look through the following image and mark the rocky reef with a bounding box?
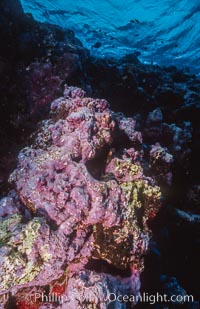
[0,86,162,308]
[0,0,88,194]
[0,0,200,308]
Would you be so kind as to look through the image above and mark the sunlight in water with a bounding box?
[21,0,200,72]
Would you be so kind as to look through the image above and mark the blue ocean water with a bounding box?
[21,0,200,73]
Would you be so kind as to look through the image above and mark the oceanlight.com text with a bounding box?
[108,292,194,305]
[30,291,194,305]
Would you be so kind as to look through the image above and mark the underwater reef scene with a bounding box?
[0,0,200,308]
[21,0,200,73]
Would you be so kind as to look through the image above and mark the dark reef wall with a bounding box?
[0,0,88,193]
[0,1,200,308]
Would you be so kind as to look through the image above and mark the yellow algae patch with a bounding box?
[0,216,45,290]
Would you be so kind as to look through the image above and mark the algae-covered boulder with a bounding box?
[0,87,161,308]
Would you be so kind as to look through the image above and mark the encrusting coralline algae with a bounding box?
[1,86,163,308]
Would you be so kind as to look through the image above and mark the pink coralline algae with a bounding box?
[24,54,82,119]
[24,62,62,118]
[0,87,162,308]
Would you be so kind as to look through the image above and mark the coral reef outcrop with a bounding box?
[0,87,161,308]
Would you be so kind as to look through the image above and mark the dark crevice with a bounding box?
[5,296,17,309]
[85,146,110,180]
[85,258,131,278]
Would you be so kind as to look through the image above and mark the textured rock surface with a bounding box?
[0,1,200,307]
[0,87,161,308]
[0,0,88,195]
